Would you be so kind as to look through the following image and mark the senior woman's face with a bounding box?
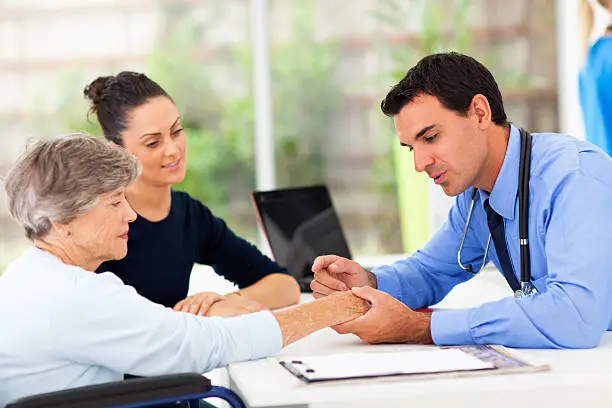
[121,96,187,187]
[66,189,136,265]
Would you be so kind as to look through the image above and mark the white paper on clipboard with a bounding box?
[279,345,548,383]
[280,348,493,382]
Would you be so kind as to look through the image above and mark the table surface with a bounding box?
[227,270,612,407]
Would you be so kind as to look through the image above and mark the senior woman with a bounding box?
[0,134,368,406]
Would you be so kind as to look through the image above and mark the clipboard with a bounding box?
[279,345,549,383]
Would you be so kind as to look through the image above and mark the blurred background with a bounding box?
[0,0,598,273]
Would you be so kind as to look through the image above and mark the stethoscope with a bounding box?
[457,128,537,298]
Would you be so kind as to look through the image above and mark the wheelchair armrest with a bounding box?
[7,373,211,408]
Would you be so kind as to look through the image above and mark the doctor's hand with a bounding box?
[310,255,376,299]
[205,293,267,318]
[332,286,433,344]
[173,291,224,316]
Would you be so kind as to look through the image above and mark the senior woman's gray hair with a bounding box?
[3,134,140,241]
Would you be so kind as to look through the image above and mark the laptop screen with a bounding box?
[251,185,352,289]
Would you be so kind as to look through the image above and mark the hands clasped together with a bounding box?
[310,255,433,345]
[172,254,432,345]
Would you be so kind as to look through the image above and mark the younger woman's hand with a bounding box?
[205,293,267,317]
[173,291,224,316]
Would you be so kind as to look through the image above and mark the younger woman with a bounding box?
[86,72,300,316]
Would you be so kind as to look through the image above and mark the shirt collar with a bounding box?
[478,124,521,220]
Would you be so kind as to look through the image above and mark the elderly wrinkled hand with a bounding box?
[310,255,374,299]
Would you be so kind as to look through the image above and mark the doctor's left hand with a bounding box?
[333,286,434,344]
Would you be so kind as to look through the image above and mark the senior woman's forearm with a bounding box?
[273,291,369,347]
[239,273,301,308]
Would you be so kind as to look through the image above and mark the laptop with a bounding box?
[251,185,352,292]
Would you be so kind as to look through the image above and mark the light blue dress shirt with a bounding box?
[373,125,612,349]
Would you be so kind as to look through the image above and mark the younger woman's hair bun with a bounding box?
[83,75,114,111]
[82,71,169,145]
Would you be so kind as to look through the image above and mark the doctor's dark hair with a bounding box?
[83,71,170,145]
[381,52,508,127]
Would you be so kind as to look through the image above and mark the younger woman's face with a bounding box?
[121,96,187,187]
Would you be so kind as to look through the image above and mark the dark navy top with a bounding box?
[97,191,289,308]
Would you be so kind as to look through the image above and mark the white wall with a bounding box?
[556,0,585,139]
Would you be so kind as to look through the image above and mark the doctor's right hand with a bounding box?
[310,255,377,299]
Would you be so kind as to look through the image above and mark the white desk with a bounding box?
[227,270,612,408]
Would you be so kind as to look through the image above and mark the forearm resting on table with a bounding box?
[273,291,369,347]
[239,273,300,309]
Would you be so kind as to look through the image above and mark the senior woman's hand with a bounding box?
[173,291,224,316]
[205,293,267,318]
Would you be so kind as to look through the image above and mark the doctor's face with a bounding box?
[393,94,489,196]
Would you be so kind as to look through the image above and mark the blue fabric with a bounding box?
[579,36,612,155]
[373,125,612,349]
[97,191,289,308]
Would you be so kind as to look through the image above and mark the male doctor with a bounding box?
[311,52,612,349]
